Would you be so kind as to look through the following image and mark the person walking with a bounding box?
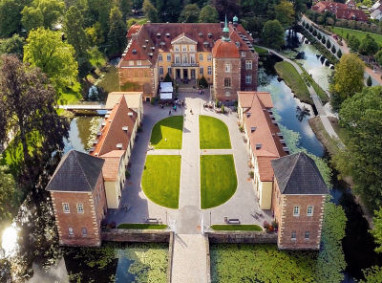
[169,110,172,116]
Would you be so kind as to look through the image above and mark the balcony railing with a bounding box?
[171,62,199,67]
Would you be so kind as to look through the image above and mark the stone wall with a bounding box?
[101,229,171,243]
[206,231,278,244]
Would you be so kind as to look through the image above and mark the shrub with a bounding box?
[221,105,225,113]
[367,75,372,86]
[313,29,317,36]
[239,125,244,132]
[263,221,269,229]
[326,40,331,49]
[163,72,172,82]
[125,170,130,179]
[198,76,208,88]
[337,49,342,57]
[317,33,322,40]
[249,171,254,179]
[322,37,326,44]
[331,45,336,53]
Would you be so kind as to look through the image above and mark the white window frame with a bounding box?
[291,231,296,240]
[174,45,180,52]
[245,75,252,85]
[82,227,88,237]
[293,206,300,216]
[158,54,163,61]
[246,60,252,70]
[167,54,171,62]
[207,66,212,75]
[77,203,84,214]
[241,51,246,58]
[305,231,310,239]
[189,45,195,52]
[225,63,231,73]
[62,203,70,213]
[167,67,171,75]
[129,61,134,66]
[182,45,187,52]
[224,78,231,87]
[137,60,142,66]
[159,66,164,75]
[190,54,196,64]
[307,205,314,216]
[175,54,180,64]
[182,54,188,63]
[207,54,212,61]
[199,54,203,61]
[68,227,74,236]
[200,67,204,75]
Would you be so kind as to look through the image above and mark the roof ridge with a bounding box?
[75,151,93,191]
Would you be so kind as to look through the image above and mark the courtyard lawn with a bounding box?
[331,27,382,46]
[150,116,183,149]
[117,224,167,229]
[142,155,181,209]
[199,116,231,149]
[200,155,237,209]
[211,225,262,231]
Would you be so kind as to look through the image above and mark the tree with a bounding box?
[86,22,104,46]
[0,0,23,37]
[0,55,69,181]
[21,0,65,31]
[334,86,382,210]
[262,20,284,50]
[212,0,240,19]
[116,0,132,21]
[107,6,127,57]
[361,266,382,282]
[275,0,294,29]
[24,28,78,93]
[179,4,200,23]
[367,75,373,86]
[330,53,364,110]
[0,165,20,225]
[199,5,219,23]
[0,34,24,59]
[64,6,90,77]
[347,35,360,52]
[359,34,379,56]
[371,208,382,253]
[143,0,158,23]
[337,49,342,58]
[331,45,336,54]
[375,49,382,66]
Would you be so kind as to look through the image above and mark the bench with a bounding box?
[227,218,241,224]
[145,218,159,224]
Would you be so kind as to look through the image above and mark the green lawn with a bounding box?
[142,155,181,209]
[332,27,382,46]
[150,116,183,149]
[117,224,167,229]
[199,116,231,149]
[254,46,269,56]
[274,61,313,104]
[211,225,262,231]
[200,155,237,209]
[301,70,329,104]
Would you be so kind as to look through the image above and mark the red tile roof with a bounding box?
[91,96,137,157]
[238,91,287,182]
[119,22,255,67]
[312,1,368,21]
[212,39,240,58]
[100,150,125,181]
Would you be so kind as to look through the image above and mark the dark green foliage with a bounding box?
[117,223,167,229]
[317,32,322,40]
[178,4,200,23]
[361,266,382,283]
[312,29,317,36]
[198,76,208,88]
[359,34,379,56]
[331,45,336,54]
[334,86,382,210]
[143,0,158,22]
[163,72,172,82]
[212,0,240,20]
[107,7,127,57]
[262,20,284,50]
[348,35,360,52]
[0,0,23,37]
[326,40,331,48]
[0,165,20,225]
[0,34,24,59]
[371,209,382,253]
[199,4,218,23]
[321,37,326,44]
[337,49,342,57]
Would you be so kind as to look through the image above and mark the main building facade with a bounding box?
[118,17,258,102]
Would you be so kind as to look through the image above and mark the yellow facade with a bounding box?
[259,181,273,209]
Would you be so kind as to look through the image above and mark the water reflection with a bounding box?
[1,225,18,258]
[64,116,103,153]
[258,65,324,157]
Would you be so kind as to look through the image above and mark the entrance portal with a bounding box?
[183,69,188,79]
[176,69,181,79]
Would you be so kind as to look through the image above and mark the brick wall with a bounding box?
[277,193,326,250]
[118,67,154,98]
[213,57,241,101]
[50,174,106,247]
[240,52,258,91]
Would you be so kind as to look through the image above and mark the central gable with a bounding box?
[171,33,197,45]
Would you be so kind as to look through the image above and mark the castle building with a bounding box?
[238,91,328,250]
[118,17,258,102]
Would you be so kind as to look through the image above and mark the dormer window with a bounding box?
[122,126,128,132]
[116,143,123,149]
[132,49,137,54]
[156,33,161,38]
[165,32,170,38]
[251,127,256,132]
[208,32,212,38]
[256,143,261,149]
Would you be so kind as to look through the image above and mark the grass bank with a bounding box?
[254,46,269,56]
[274,61,313,104]
[308,117,341,156]
[331,27,382,46]
[117,224,167,229]
[200,155,237,209]
[300,70,329,104]
[142,155,181,209]
[211,225,262,231]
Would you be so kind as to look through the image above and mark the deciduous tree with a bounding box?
[179,4,200,23]
[275,0,294,29]
[0,0,23,37]
[358,34,379,56]
[107,6,127,57]
[262,20,285,50]
[23,28,78,93]
[0,55,69,180]
[0,34,24,59]
[330,53,364,110]
[334,86,382,210]
[0,165,20,225]
[199,4,219,23]
[143,0,158,23]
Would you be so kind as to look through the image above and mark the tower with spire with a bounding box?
[222,15,230,42]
